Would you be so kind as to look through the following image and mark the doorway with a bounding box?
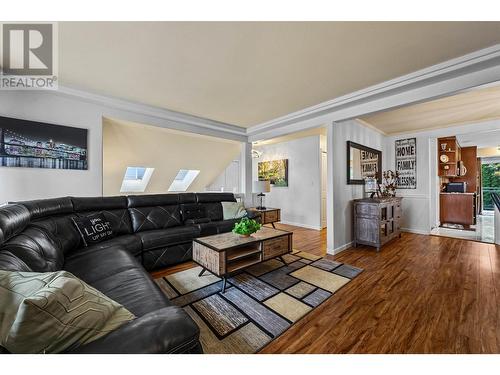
[476,157,500,242]
[430,135,499,244]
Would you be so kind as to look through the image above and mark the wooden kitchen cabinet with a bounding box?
[440,193,476,226]
[437,136,461,177]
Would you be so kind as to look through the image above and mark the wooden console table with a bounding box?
[192,227,292,292]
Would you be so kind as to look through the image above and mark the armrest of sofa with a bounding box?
[69,306,202,354]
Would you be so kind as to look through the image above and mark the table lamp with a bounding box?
[253,180,271,210]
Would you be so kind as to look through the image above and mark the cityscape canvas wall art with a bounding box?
[0,116,88,170]
[258,159,288,187]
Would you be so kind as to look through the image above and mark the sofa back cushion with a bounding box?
[195,193,236,222]
[30,215,82,254]
[127,194,182,232]
[0,226,64,272]
[72,196,133,235]
[180,203,207,222]
[16,197,73,220]
[0,204,31,245]
[0,251,32,272]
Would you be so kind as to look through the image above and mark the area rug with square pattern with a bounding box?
[154,250,362,353]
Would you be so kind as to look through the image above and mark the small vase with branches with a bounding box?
[380,170,399,197]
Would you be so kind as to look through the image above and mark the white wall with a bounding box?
[0,90,244,204]
[382,135,433,234]
[0,91,104,203]
[102,118,241,195]
[328,119,385,253]
[253,135,322,230]
[326,117,500,254]
[206,160,241,193]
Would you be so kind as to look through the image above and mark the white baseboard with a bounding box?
[326,241,354,255]
[326,229,429,255]
[278,220,322,231]
[401,228,430,235]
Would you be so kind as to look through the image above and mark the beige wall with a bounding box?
[103,118,241,195]
[478,147,500,158]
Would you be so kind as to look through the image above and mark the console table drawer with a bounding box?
[264,210,278,223]
[262,235,289,260]
[355,204,379,218]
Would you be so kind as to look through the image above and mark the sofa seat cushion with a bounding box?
[137,226,199,251]
[90,268,171,317]
[69,306,202,354]
[198,219,238,236]
[142,243,193,271]
[64,246,140,284]
[69,234,143,257]
[64,247,171,316]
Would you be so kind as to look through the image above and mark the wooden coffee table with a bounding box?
[192,227,293,293]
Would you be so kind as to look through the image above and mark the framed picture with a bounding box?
[258,159,288,187]
[0,115,88,170]
[395,137,417,189]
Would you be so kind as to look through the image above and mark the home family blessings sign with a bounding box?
[395,138,417,189]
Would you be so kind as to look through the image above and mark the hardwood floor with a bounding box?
[152,223,500,353]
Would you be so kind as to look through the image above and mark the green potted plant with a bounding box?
[232,217,262,237]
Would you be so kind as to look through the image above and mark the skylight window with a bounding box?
[120,167,154,193]
[168,169,200,192]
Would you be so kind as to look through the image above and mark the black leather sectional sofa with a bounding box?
[0,192,251,354]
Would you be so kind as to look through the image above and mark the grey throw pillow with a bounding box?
[0,270,135,353]
[221,201,248,220]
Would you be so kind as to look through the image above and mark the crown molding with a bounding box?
[46,44,500,144]
[52,85,248,141]
[247,44,500,141]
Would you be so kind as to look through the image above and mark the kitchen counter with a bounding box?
[440,192,475,195]
[440,193,476,226]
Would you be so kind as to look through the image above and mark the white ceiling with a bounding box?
[58,22,500,128]
[253,126,326,146]
[361,84,500,134]
[457,130,500,149]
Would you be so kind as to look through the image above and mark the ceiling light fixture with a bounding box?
[251,149,262,158]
